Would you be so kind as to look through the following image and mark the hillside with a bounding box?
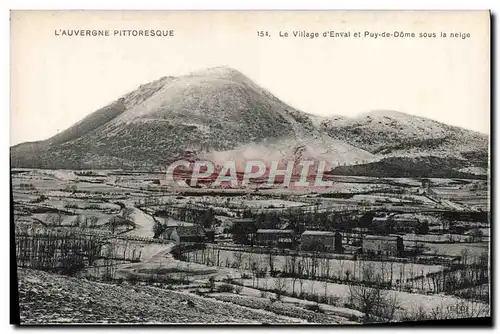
[17,268,304,324]
[321,110,488,160]
[330,156,488,179]
[10,67,489,178]
[10,66,374,170]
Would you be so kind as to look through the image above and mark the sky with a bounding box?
[10,10,490,145]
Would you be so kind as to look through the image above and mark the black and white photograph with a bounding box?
[9,10,491,325]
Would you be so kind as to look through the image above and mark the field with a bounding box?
[238,276,489,319]
[187,248,445,286]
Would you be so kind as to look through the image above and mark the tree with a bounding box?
[73,215,83,227]
[274,275,286,301]
[47,211,64,226]
[152,220,166,238]
[348,263,400,323]
[87,216,98,228]
[291,276,298,297]
[416,221,429,234]
[345,269,351,282]
[233,251,243,270]
[108,216,122,234]
[122,207,134,221]
[251,261,259,287]
[208,275,216,292]
[79,216,87,229]
[202,208,215,229]
[268,249,276,275]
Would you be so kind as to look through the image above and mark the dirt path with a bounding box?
[124,207,156,238]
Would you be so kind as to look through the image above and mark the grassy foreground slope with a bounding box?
[17,269,303,324]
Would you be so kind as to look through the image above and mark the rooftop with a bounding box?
[256,229,294,234]
[232,218,256,223]
[364,235,401,241]
[302,231,336,236]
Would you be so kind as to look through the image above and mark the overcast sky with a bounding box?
[11,10,490,145]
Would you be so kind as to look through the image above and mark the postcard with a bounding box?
[10,10,491,325]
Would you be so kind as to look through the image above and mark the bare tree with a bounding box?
[251,261,258,287]
[345,269,351,282]
[233,251,243,270]
[324,258,331,279]
[290,253,297,276]
[87,216,98,228]
[274,275,286,301]
[291,276,298,297]
[47,212,64,226]
[348,263,400,323]
[268,249,276,274]
[338,258,345,280]
[298,276,304,297]
[108,216,122,234]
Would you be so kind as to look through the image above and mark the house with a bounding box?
[393,216,421,233]
[231,218,257,244]
[362,235,404,257]
[372,214,422,234]
[161,225,207,244]
[255,229,295,248]
[204,228,215,243]
[231,218,257,225]
[301,231,343,253]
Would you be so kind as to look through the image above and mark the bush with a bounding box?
[102,272,114,282]
[260,291,268,298]
[219,283,234,293]
[126,274,139,285]
[241,273,252,279]
[234,285,243,294]
[305,303,324,313]
[256,270,267,278]
[207,275,216,291]
[58,256,86,276]
[327,295,342,306]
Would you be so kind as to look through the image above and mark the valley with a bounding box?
[13,168,490,324]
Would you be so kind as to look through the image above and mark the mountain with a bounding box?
[320,110,488,159]
[10,66,374,170]
[321,110,489,178]
[10,66,489,178]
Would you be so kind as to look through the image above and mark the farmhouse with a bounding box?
[231,218,256,225]
[301,231,343,253]
[161,225,207,244]
[372,214,423,234]
[362,235,404,257]
[231,218,257,244]
[255,229,295,248]
[393,216,421,233]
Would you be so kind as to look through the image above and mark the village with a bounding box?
[13,168,490,324]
